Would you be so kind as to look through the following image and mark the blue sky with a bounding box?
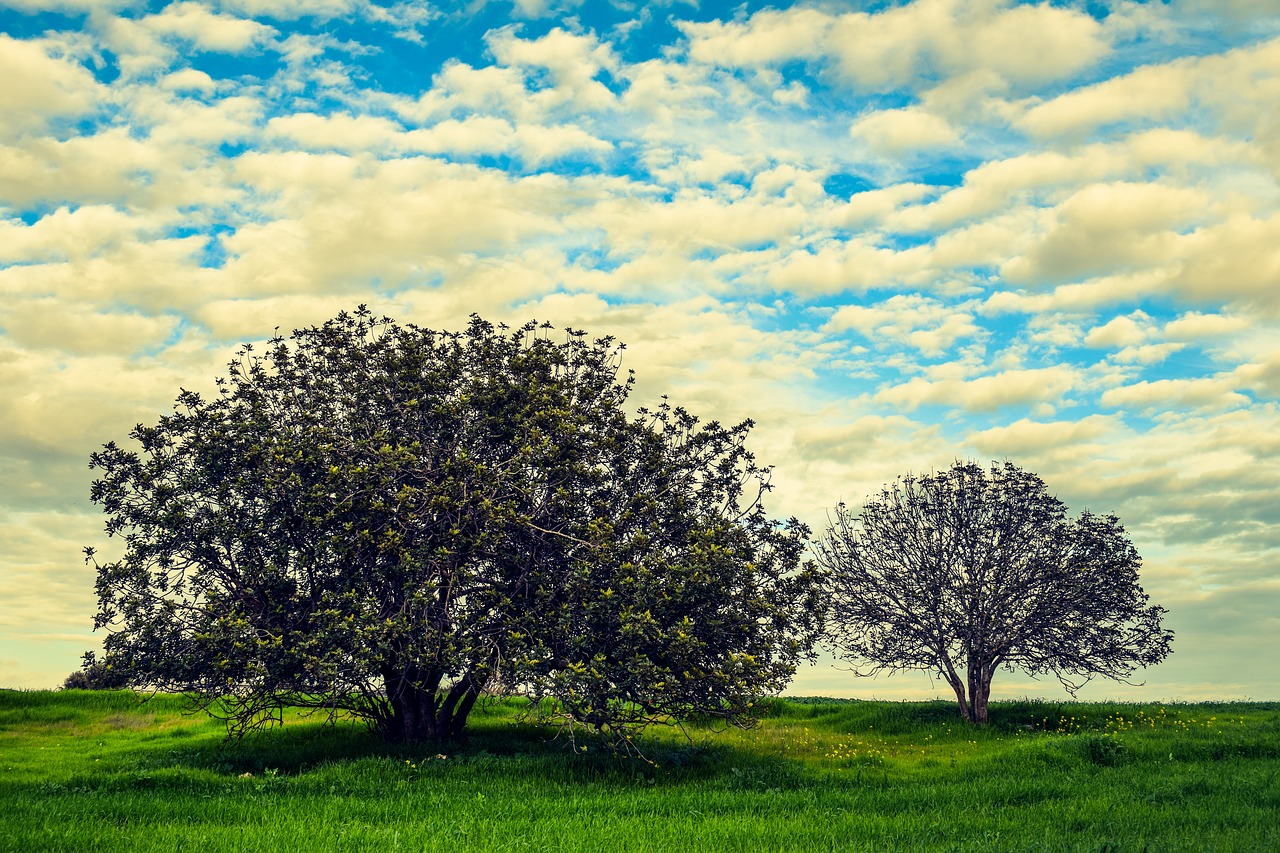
[1,0,1278,701]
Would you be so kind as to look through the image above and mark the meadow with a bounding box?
[1,689,1276,852]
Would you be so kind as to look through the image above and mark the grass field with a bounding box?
[1,689,1277,852]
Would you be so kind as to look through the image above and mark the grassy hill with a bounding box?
[1,689,1276,851]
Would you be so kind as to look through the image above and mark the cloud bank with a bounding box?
[1,0,1278,700]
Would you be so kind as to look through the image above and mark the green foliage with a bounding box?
[1084,733,1126,766]
[3,691,1278,852]
[61,656,130,691]
[85,308,821,745]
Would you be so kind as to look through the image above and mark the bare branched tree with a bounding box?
[815,461,1173,724]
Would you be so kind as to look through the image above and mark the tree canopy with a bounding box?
[85,308,821,746]
[815,461,1172,724]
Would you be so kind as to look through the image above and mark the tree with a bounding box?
[86,308,821,745]
[814,461,1172,725]
[62,655,130,690]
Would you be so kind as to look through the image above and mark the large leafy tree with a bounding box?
[815,461,1172,724]
[86,308,821,745]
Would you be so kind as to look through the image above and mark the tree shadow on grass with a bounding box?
[102,702,813,794]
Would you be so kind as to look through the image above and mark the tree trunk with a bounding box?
[939,656,972,722]
[436,669,487,741]
[449,676,484,740]
[379,666,488,743]
[947,678,971,722]
[383,669,438,742]
[967,663,991,725]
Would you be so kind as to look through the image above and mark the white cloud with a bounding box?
[0,512,103,622]
[1173,0,1280,20]
[407,115,517,154]
[194,294,382,341]
[765,238,933,296]
[0,0,132,9]
[651,147,754,186]
[266,111,404,152]
[360,1,438,43]
[681,7,832,67]
[1101,376,1250,412]
[1235,351,1280,400]
[1166,214,1280,309]
[401,113,616,163]
[772,80,809,107]
[682,0,1108,91]
[779,411,950,518]
[1002,182,1211,286]
[1163,311,1250,340]
[986,216,1280,317]
[0,341,217,464]
[617,55,720,127]
[888,126,1255,239]
[513,122,613,163]
[982,267,1181,316]
[1019,57,1195,139]
[0,130,152,208]
[0,120,248,210]
[968,415,1113,457]
[0,235,222,309]
[937,0,1108,85]
[135,92,264,146]
[877,365,1079,412]
[1,298,181,355]
[159,67,218,93]
[1084,313,1151,348]
[1110,342,1186,365]
[826,183,937,226]
[219,0,362,18]
[142,2,276,53]
[0,205,148,264]
[1019,35,1280,141]
[889,148,1120,232]
[0,34,103,138]
[836,0,1106,89]
[402,61,533,123]
[827,294,979,357]
[849,107,960,154]
[486,26,618,112]
[576,190,812,271]
[928,214,1038,269]
[217,152,594,296]
[507,0,573,18]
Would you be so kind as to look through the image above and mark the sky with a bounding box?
[1,0,1278,702]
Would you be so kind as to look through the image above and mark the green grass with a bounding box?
[2,690,1277,851]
